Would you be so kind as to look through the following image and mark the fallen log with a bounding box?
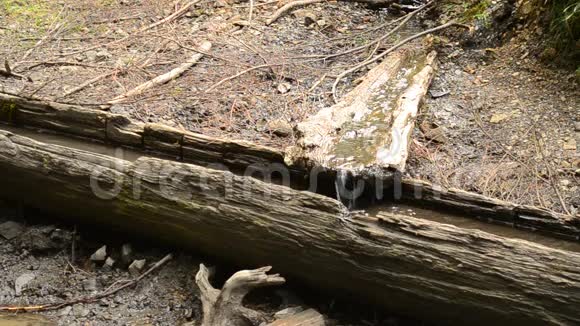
[287,49,436,177]
[0,129,579,325]
[0,92,292,176]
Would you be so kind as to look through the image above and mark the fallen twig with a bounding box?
[109,41,211,104]
[0,61,31,81]
[266,0,325,25]
[59,70,118,98]
[0,254,173,313]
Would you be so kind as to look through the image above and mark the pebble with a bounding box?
[14,272,35,295]
[0,221,25,240]
[90,245,107,262]
[266,119,293,137]
[82,278,98,292]
[275,306,304,319]
[574,121,580,132]
[128,259,147,276]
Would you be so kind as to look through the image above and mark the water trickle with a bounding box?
[334,169,365,210]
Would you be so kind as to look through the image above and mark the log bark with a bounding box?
[0,129,579,325]
[0,92,290,175]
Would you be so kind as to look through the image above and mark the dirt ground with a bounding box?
[0,0,420,148]
[407,1,579,215]
[0,201,425,326]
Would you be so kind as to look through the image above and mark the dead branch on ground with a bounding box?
[109,41,212,104]
[0,254,173,313]
[196,264,285,326]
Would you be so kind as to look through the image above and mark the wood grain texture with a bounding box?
[0,129,579,325]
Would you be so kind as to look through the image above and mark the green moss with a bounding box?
[1,0,57,28]
[461,0,492,25]
[0,101,17,123]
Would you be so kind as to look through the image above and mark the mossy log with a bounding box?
[0,129,579,325]
[288,49,436,176]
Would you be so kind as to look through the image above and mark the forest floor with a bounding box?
[0,0,420,148]
[1,1,576,215]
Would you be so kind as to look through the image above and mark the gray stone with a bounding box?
[267,119,293,137]
[59,306,72,316]
[0,221,25,240]
[128,259,146,276]
[72,304,90,317]
[104,257,115,270]
[82,278,97,292]
[14,272,35,295]
[274,306,304,319]
[90,245,107,262]
[574,121,580,132]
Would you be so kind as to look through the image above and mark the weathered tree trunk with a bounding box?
[0,129,579,325]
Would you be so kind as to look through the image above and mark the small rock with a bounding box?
[83,278,97,292]
[90,245,107,262]
[275,306,304,319]
[84,50,98,62]
[0,221,25,240]
[267,119,293,137]
[277,82,291,94]
[490,112,510,123]
[128,259,147,276]
[560,179,571,187]
[72,304,90,318]
[574,121,580,132]
[272,308,325,326]
[15,273,35,295]
[59,306,73,316]
[563,138,577,151]
[103,257,115,270]
[292,9,317,26]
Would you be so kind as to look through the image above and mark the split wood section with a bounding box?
[0,130,579,325]
[288,49,436,175]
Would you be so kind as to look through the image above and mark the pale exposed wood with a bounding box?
[289,49,436,176]
[376,51,437,172]
[290,49,411,168]
[0,130,579,325]
[109,41,212,104]
[196,264,285,326]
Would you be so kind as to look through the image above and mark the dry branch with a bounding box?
[109,41,212,104]
[196,264,285,326]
